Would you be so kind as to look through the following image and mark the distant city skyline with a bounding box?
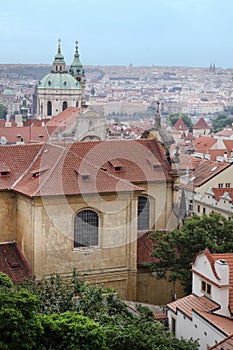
[1,0,233,68]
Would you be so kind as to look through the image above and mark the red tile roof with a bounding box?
[212,188,233,202]
[0,139,171,197]
[173,118,189,131]
[167,294,219,319]
[0,241,32,283]
[193,136,217,153]
[197,311,233,337]
[0,143,44,191]
[188,159,230,187]
[193,117,210,130]
[0,125,49,143]
[209,334,233,349]
[46,107,82,128]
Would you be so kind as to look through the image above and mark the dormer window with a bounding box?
[0,170,10,176]
[0,163,10,176]
[108,160,123,172]
[31,167,49,178]
[147,157,160,169]
[75,168,90,181]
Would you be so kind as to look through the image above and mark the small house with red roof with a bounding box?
[171,118,189,143]
[193,117,210,138]
[167,250,233,350]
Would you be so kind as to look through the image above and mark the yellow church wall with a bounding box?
[16,192,138,300]
[136,180,176,231]
[137,267,185,305]
[16,194,35,270]
[0,191,16,242]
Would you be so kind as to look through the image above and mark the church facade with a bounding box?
[0,138,180,301]
[36,39,85,119]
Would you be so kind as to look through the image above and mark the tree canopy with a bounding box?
[0,104,7,120]
[149,212,233,294]
[211,112,233,133]
[0,271,199,350]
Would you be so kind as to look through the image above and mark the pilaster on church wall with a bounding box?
[16,195,35,271]
[0,191,16,242]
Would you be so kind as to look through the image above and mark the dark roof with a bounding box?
[0,241,32,283]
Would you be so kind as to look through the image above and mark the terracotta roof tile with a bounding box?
[0,143,44,190]
[189,159,230,187]
[0,139,172,197]
[212,187,233,202]
[209,334,233,349]
[197,311,233,337]
[193,117,210,130]
[167,294,219,318]
[173,118,189,131]
[193,136,217,153]
[0,241,32,283]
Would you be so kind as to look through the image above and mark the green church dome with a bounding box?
[38,72,80,89]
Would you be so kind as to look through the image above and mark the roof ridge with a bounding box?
[32,144,67,197]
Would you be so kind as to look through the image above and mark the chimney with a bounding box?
[15,114,23,127]
[224,151,228,162]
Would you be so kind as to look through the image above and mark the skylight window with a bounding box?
[211,166,218,172]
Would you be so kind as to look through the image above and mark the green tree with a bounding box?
[0,289,43,350]
[0,272,13,289]
[101,314,198,350]
[0,104,7,120]
[19,270,84,315]
[149,213,233,294]
[211,112,233,133]
[167,113,193,131]
[39,312,107,350]
[10,272,198,349]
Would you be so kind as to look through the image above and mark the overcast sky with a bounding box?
[1,0,233,68]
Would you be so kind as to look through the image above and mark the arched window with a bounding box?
[74,210,99,248]
[137,196,150,230]
[62,101,68,111]
[47,101,52,116]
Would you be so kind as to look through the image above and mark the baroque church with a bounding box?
[0,41,183,304]
[37,39,85,118]
[36,39,107,142]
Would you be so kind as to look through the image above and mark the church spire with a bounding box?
[154,101,161,130]
[52,38,67,73]
[69,40,85,80]
[70,40,86,107]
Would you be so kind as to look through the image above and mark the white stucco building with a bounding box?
[166,250,233,350]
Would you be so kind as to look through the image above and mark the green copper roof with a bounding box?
[69,41,84,76]
[53,38,65,63]
[38,72,80,89]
